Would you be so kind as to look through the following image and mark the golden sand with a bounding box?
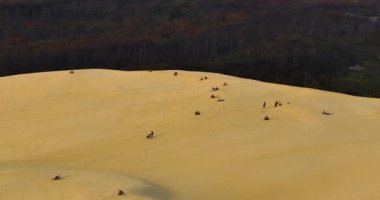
[1,69,380,200]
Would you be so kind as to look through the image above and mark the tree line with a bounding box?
[0,0,380,97]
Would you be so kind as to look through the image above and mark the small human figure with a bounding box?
[263,101,266,109]
[211,87,219,91]
[147,131,154,139]
[274,101,278,107]
[52,175,61,180]
[322,110,333,115]
[118,190,126,196]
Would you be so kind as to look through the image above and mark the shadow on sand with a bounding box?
[133,181,175,200]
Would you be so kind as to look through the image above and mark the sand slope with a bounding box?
[1,69,380,200]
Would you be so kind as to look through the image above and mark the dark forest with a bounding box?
[1,0,380,97]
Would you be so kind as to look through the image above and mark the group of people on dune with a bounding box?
[262,100,284,109]
[146,72,228,140]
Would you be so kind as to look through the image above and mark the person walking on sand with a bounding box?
[263,101,266,109]
[147,130,154,139]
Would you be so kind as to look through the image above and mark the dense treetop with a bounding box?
[0,0,379,97]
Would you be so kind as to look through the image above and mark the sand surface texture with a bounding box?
[1,69,380,200]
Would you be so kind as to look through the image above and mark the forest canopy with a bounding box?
[0,0,380,97]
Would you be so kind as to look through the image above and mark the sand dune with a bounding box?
[0,167,165,200]
[1,69,380,200]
